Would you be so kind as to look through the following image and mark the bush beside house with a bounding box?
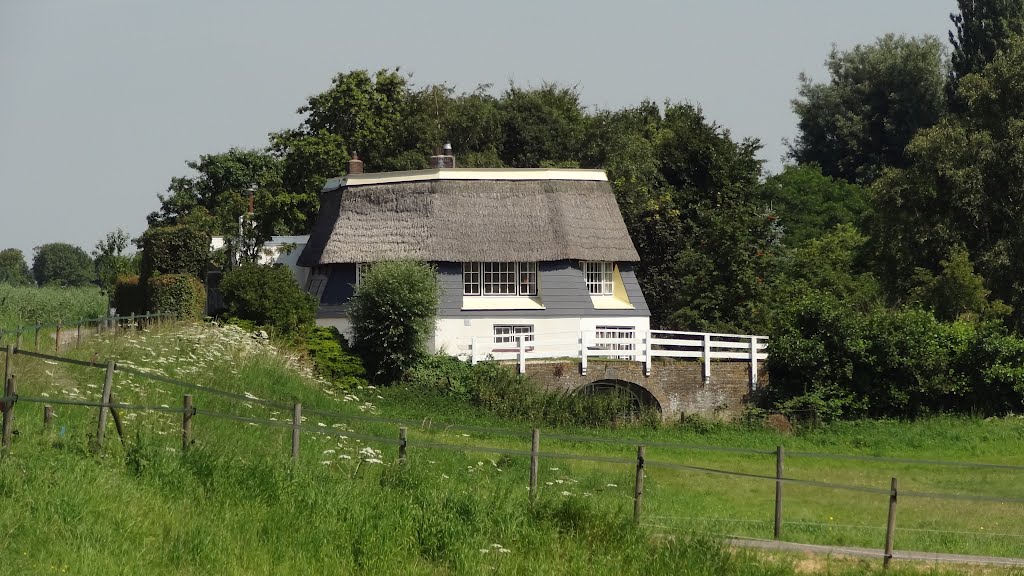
[147,274,206,320]
[218,264,317,335]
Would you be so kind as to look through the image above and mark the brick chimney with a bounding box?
[429,142,455,168]
[347,152,363,175]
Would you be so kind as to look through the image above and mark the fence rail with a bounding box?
[458,329,768,386]
[3,342,1024,567]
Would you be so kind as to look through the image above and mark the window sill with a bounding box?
[462,296,545,310]
[590,296,635,310]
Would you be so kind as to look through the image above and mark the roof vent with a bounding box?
[430,143,455,169]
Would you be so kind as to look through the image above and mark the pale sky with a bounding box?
[1,0,952,259]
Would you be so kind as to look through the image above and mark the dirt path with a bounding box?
[728,537,1024,568]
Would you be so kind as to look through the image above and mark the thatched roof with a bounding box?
[298,169,640,266]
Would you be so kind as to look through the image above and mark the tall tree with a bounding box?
[0,248,33,286]
[498,83,587,168]
[148,149,286,239]
[92,228,139,295]
[789,34,947,184]
[867,35,1024,327]
[32,243,94,287]
[948,0,1024,104]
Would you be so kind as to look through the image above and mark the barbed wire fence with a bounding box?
[3,341,1024,568]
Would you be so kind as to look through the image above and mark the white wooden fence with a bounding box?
[457,330,768,388]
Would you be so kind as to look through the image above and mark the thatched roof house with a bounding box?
[298,154,650,361]
[298,168,640,266]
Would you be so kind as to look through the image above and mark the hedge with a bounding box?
[114,275,145,315]
[218,264,317,334]
[140,225,210,281]
[146,274,206,320]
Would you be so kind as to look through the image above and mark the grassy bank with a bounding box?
[0,322,1018,574]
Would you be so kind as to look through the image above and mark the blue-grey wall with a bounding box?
[322,263,356,305]
[320,260,650,318]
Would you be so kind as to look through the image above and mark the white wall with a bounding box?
[434,315,651,360]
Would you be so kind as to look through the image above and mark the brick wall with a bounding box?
[523,358,768,421]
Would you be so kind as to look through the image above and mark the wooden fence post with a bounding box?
[2,375,16,450]
[774,445,784,540]
[182,395,193,452]
[55,322,62,353]
[77,321,82,348]
[107,393,125,444]
[884,477,898,568]
[95,360,115,451]
[129,313,135,332]
[3,344,12,388]
[291,402,301,461]
[529,428,540,502]
[15,326,22,350]
[633,445,646,524]
[34,324,40,352]
[517,336,526,374]
[43,405,53,430]
[399,426,407,463]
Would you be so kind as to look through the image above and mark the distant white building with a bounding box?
[210,235,311,287]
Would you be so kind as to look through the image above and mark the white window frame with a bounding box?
[464,262,538,296]
[463,262,481,295]
[355,262,372,287]
[593,325,636,359]
[584,261,614,295]
[493,325,535,348]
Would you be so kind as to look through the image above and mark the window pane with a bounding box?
[463,262,480,295]
[494,324,534,344]
[519,262,537,295]
[584,261,613,295]
[483,262,516,295]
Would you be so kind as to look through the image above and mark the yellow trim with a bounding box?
[588,263,634,309]
[462,296,546,311]
[591,296,635,310]
[612,264,630,302]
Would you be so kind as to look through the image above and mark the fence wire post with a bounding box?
[884,477,898,568]
[108,393,125,444]
[95,360,115,452]
[399,426,407,463]
[34,324,40,352]
[291,402,302,461]
[774,445,784,540]
[182,395,193,452]
[16,326,22,350]
[633,445,646,524]
[77,320,82,348]
[529,428,540,502]
[2,374,16,450]
[55,322,62,353]
[43,405,53,430]
[3,344,12,389]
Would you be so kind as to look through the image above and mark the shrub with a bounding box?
[349,260,439,383]
[304,326,367,388]
[218,264,317,334]
[146,274,205,320]
[139,225,210,281]
[114,275,145,315]
[403,355,659,428]
[31,243,94,287]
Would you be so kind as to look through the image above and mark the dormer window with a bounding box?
[584,261,614,295]
[463,262,538,296]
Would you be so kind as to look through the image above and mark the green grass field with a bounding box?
[0,284,108,330]
[1,321,1021,574]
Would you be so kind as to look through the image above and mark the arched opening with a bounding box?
[577,379,662,419]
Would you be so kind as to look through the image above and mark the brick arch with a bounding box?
[577,378,663,414]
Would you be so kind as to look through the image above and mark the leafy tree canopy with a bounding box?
[789,34,947,185]
[759,165,868,246]
[0,248,33,286]
[948,0,1024,104]
[32,243,94,287]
